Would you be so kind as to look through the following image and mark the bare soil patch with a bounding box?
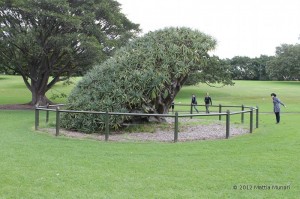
[0,104,34,110]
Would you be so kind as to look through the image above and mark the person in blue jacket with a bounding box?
[271,93,286,124]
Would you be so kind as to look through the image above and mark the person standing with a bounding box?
[170,101,175,112]
[191,94,199,113]
[204,93,212,114]
[271,93,286,124]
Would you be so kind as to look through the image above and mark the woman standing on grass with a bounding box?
[271,93,286,124]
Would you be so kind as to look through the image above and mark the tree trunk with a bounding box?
[30,89,52,106]
[157,103,170,114]
[156,78,185,115]
[28,75,53,106]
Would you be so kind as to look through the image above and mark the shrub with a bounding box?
[61,27,218,133]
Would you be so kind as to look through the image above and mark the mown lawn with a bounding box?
[0,75,299,198]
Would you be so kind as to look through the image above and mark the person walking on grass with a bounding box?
[271,93,286,124]
[204,92,212,114]
[191,94,199,113]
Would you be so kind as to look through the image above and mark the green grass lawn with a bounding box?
[0,75,299,198]
[176,80,300,113]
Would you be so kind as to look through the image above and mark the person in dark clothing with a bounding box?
[271,93,286,124]
[204,93,212,114]
[191,94,199,113]
[170,101,174,112]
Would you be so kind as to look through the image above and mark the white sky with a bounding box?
[117,0,300,58]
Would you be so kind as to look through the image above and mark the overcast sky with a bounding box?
[117,0,300,59]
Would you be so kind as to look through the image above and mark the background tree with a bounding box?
[0,0,139,105]
[251,55,273,80]
[227,55,273,80]
[61,27,233,133]
[266,44,300,80]
[228,56,255,80]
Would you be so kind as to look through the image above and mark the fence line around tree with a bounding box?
[35,104,259,142]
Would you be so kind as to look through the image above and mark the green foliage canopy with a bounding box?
[61,27,233,133]
[184,55,233,85]
[0,0,139,105]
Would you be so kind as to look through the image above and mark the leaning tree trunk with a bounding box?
[156,76,187,115]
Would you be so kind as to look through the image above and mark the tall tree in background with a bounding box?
[266,44,300,80]
[0,0,140,105]
[250,55,271,80]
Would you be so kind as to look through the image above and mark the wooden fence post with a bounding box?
[226,110,230,139]
[105,111,109,141]
[190,104,193,119]
[35,105,39,130]
[46,103,49,123]
[219,104,222,121]
[256,106,259,128]
[55,106,60,136]
[241,104,244,124]
[174,112,178,142]
[250,107,253,133]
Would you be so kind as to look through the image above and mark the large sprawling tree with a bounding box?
[61,27,233,133]
[0,0,139,105]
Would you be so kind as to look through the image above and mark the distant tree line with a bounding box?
[226,43,300,81]
[225,55,273,81]
[184,42,299,84]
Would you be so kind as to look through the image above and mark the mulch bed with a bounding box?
[40,118,249,142]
